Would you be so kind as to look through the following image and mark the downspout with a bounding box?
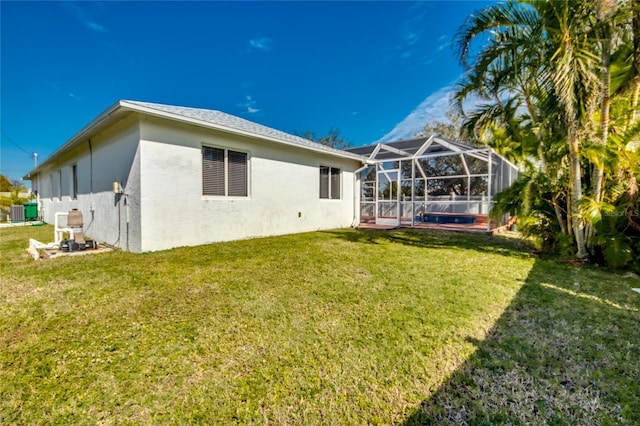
[125,189,129,252]
[89,139,93,194]
[85,139,96,233]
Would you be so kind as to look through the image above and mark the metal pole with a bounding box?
[375,164,379,225]
[411,159,415,227]
[487,150,492,232]
[396,167,400,228]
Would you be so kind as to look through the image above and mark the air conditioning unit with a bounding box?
[10,205,25,222]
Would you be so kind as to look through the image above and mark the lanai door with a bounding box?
[377,162,399,226]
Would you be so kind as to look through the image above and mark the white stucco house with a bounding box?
[25,100,518,253]
[25,100,366,252]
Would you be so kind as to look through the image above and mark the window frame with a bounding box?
[319,165,341,200]
[53,170,62,200]
[72,164,78,199]
[59,170,63,200]
[202,145,249,198]
[50,172,55,200]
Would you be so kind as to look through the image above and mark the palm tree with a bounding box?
[590,0,618,209]
[621,0,640,123]
[454,0,604,259]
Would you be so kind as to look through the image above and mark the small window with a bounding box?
[56,170,62,200]
[51,170,62,200]
[202,146,248,197]
[320,166,341,199]
[72,164,78,199]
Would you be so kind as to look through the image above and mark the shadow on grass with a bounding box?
[323,228,532,260]
[401,257,640,425]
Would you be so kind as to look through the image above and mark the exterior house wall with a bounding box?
[36,115,143,252]
[138,116,360,252]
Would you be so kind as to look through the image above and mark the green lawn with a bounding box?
[1,225,638,424]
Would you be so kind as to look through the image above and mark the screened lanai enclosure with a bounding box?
[347,136,519,231]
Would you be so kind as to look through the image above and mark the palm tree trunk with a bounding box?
[631,1,640,122]
[567,191,573,238]
[546,158,568,235]
[568,127,589,259]
[553,197,568,235]
[592,32,611,204]
[626,1,639,230]
[632,80,640,123]
[588,22,613,245]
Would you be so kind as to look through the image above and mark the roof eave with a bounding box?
[24,100,366,181]
[23,100,127,180]
[120,100,365,163]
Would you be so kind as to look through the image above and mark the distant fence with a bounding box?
[0,192,32,198]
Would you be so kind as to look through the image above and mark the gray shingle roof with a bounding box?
[345,136,485,159]
[24,99,366,178]
[123,100,365,161]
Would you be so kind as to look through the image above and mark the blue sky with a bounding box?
[1,0,494,184]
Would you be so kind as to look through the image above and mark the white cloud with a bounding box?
[436,34,450,52]
[394,6,425,61]
[239,95,260,114]
[51,82,83,101]
[249,37,272,51]
[377,84,484,142]
[61,2,107,32]
[86,21,106,32]
[404,32,419,46]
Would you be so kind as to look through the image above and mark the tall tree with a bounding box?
[591,0,617,208]
[295,128,352,150]
[620,0,640,123]
[0,175,13,192]
[416,109,466,141]
[454,0,604,259]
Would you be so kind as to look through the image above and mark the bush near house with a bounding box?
[1,225,638,424]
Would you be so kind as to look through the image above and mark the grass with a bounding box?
[1,225,638,425]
